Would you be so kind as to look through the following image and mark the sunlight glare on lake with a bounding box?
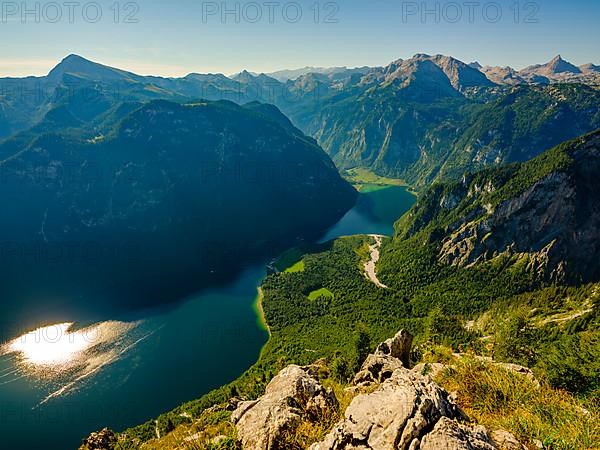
[1,320,141,387]
[8,323,92,366]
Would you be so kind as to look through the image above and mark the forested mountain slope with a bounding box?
[0,99,356,318]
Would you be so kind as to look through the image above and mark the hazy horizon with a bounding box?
[1,51,598,80]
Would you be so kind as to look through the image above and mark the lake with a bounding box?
[0,185,415,450]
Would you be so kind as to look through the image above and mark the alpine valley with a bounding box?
[0,53,599,450]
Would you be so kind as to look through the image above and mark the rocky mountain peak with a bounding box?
[46,54,137,83]
[427,54,496,89]
[383,54,495,94]
[520,55,583,81]
[479,65,524,85]
[47,54,93,77]
[580,63,600,73]
[547,54,582,74]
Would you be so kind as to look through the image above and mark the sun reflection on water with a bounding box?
[8,323,93,366]
[0,320,149,403]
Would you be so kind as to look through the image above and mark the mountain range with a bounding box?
[262,54,600,85]
[2,54,599,190]
[475,55,600,85]
[263,66,372,82]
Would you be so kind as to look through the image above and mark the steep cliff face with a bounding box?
[396,130,600,283]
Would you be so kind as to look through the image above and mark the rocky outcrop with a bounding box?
[311,367,478,450]
[232,364,338,450]
[431,131,600,283]
[419,417,496,450]
[231,330,529,450]
[376,329,413,367]
[490,429,526,450]
[80,428,117,450]
[353,329,412,385]
[439,171,576,274]
[411,362,447,380]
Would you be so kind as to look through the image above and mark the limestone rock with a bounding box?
[353,353,405,386]
[490,429,526,450]
[419,417,496,450]
[533,439,544,449]
[80,428,117,450]
[353,330,413,385]
[412,362,447,379]
[375,329,413,365]
[399,131,600,284]
[232,365,338,450]
[496,363,537,382]
[311,368,473,450]
[233,329,517,450]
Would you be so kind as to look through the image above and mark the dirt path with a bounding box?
[364,234,388,288]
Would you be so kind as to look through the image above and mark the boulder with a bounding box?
[490,429,526,450]
[353,353,405,386]
[311,368,476,450]
[353,330,413,385]
[232,365,338,450]
[375,329,413,366]
[496,363,537,384]
[231,329,525,450]
[419,417,496,450]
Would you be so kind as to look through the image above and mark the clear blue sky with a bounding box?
[1,0,599,77]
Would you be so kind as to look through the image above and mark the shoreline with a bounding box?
[253,287,271,337]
